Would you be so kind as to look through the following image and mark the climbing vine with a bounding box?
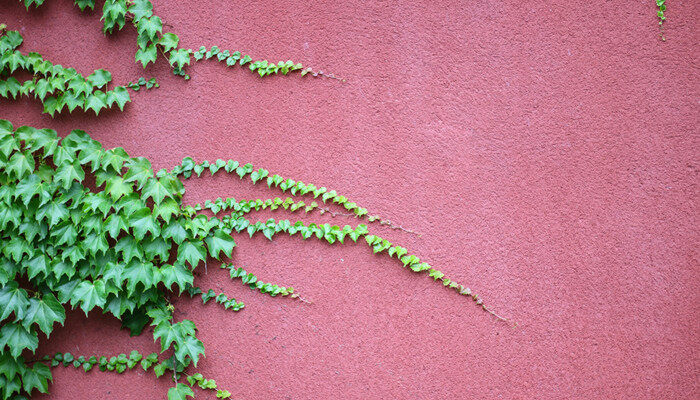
[656,0,667,41]
[0,1,505,399]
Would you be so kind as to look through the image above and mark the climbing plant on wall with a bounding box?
[0,1,505,399]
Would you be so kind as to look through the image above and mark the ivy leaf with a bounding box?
[101,147,130,172]
[74,0,95,11]
[137,16,163,42]
[143,237,171,261]
[154,197,180,223]
[107,86,130,111]
[0,323,38,358]
[204,230,236,260]
[142,176,178,205]
[124,157,154,190]
[0,78,22,100]
[0,352,22,382]
[123,260,157,293]
[105,214,129,239]
[129,207,161,240]
[0,30,23,52]
[21,362,52,395]
[159,33,179,52]
[128,0,153,22]
[85,90,108,115]
[26,255,50,280]
[105,175,133,201]
[174,334,205,367]
[7,152,35,180]
[168,383,194,400]
[61,91,85,113]
[168,48,191,69]
[135,44,157,68]
[22,293,65,338]
[159,263,193,294]
[87,69,112,89]
[177,240,206,268]
[0,282,29,322]
[54,160,85,189]
[3,51,25,73]
[163,219,188,244]
[70,280,107,316]
[153,320,195,352]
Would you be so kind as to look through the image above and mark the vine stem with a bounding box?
[481,304,512,325]
[317,207,420,236]
[290,293,313,304]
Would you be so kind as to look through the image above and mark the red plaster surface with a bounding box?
[2,0,699,399]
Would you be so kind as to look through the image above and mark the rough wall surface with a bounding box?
[1,0,698,399]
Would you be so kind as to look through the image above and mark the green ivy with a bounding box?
[0,1,506,398]
[656,0,667,40]
[3,0,320,116]
[0,119,505,398]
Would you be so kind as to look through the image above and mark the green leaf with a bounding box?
[0,78,22,99]
[0,323,38,358]
[21,362,52,395]
[105,175,133,201]
[204,230,236,259]
[128,0,153,21]
[124,157,154,190]
[54,160,85,189]
[143,237,171,261]
[159,33,179,52]
[87,69,112,89]
[123,260,157,293]
[0,282,29,322]
[137,16,163,41]
[168,383,194,400]
[107,86,130,111]
[7,152,35,180]
[177,240,206,268]
[85,90,108,115]
[163,219,188,244]
[129,207,161,240]
[168,48,191,69]
[142,176,179,205]
[0,30,23,52]
[160,263,194,293]
[153,320,195,352]
[174,334,205,367]
[74,0,95,11]
[23,293,66,337]
[70,280,107,316]
[121,309,149,336]
[135,44,157,68]
[154,197,180,223]
[101,147,129,172]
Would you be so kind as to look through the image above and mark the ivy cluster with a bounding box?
[4,0,315,117]
[8,349,233,399]
[0,28,134,116]
[1,0,506,399]
[0,118,502,398]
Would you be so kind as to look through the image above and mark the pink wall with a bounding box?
[2,0,698,398]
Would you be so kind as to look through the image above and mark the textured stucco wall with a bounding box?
[2,0,698,399]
